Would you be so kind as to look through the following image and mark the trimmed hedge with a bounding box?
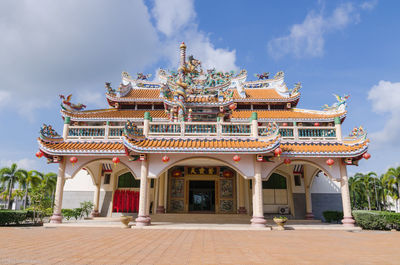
[322,211,343,223]
[353,210,400,230]
[0,210,29,225]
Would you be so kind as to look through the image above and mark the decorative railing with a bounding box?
[66,122,338,141]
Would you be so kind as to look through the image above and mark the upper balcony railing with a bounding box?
[65,121,339,142]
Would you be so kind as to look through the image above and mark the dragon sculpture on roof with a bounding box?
[323,94,350,111]
[59,94,86,112]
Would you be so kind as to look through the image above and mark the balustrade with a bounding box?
[66,122,338,141]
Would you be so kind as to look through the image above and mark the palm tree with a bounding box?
[0,164,25,209]
[353,173,374,210]
[18,170,42,209]
[385,166,400,212]
[35,172,57,206]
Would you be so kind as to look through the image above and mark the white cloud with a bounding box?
[152,0,196,37]
[368,80,400,145]
[152,0,238,72]
[361,0,378,10]
[0,0,160,119]
[268,3,362,59]
[0,91,11,105]
[0,158,41,171]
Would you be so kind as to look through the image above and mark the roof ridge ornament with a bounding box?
[323,94,350,112]
[59,94,86,112]
[40,124,63,142]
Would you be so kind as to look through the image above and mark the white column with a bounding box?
[62,117,70,140]
[340,162,355,227]
[92,182,101,217]
[135,160,150,226]
[238,175,247,214]
[251,158,266,227]
[157,173,166,213]
[145,178,151,218]
[304,176,314,220]
[50,159,66,223]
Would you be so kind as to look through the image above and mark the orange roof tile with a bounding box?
[38,139,125,155]
[231,109,345,121]
[62,109,168,121]
[232,89,298,101]
[123,138,279,153]
[281,141,368,156]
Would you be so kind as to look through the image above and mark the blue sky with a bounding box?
[0,0,399,176]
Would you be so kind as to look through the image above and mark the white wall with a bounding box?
[64,170,95,192]
[311,172,340,194]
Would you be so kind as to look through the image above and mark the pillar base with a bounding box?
[305,212,314,220]
[251,216,267,227]
[135,215,150,227]
[50,214,62,224]
[91,210,100,217]
[156,206,165,214]
[238,207,247,214]
[341,217,355,227]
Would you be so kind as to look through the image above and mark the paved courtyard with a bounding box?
[0,227,399,264]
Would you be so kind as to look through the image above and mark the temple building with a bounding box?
[37,43,370,227]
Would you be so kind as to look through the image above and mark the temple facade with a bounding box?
[37,43,369,227]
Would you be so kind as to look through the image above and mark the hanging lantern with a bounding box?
[112,157,120,166]
[35,150,44,158]
[162,155,170,163]
[274,147,282,157]
[284,158,291,165]
[314,122,320,127]
[282,122,288,127]
[363,153,371,160]
[229,103,237,111]
[256,154,263,162]
[222,170,234,178]
[172,170,182,177]
[326,158,334,167]
[233,155,241,163]
[70,156,78,166]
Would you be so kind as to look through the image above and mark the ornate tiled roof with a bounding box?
[38,138,125,155]
[106,88,163,102]
[123,137,280,154]
[280,140,369,157]
[61,109,168,121]
[231,109,346,121]
[232,89,299,102]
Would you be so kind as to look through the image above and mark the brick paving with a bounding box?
[0,227,399,264]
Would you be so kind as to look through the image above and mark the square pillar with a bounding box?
[251,158,266,227]
[91,183,101,217]
[304,172,314,220]
[135,160,150,227]
[50,159,66,223]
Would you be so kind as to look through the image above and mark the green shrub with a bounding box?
[61,208,83,221]
[0,210,28,225]
[80,201,93,218]
[322,211,343,223]
[353,210,400,230]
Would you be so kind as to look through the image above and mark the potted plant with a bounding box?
[273,216,288,230]
[120,215,133,228]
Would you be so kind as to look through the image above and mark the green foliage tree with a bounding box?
[29,183,52,223]
[0,164,25,209]
[385,166,400,212]
[17,170,42,209]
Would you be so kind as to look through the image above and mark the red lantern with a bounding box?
[36,150,44,158]
[282,122,288,127]
[314,122,320,127]
[284,158,291,165]
[326,158,334,167]
[223,170,233,178]
[112,157,120,166]
[233,155,241,163]
[70,156,78,166]
[274,147,282,157]
[363,153,371,160]
[162,155,170,163]
[172,170,182,177]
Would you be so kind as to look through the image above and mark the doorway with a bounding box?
[189,181,215,212]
